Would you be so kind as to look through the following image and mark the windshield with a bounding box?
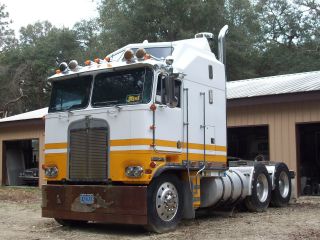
[48,76,92,113]
[91,67,153,107]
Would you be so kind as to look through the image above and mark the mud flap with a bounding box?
[182,181,195,219]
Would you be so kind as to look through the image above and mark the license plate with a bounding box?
[80,194,94,204]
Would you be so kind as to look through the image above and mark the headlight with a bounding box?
[44,166,58,178]
[125,166,144,178]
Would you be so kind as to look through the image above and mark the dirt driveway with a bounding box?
[0,187,320,240]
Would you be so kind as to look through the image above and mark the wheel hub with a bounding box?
[256,173,269,202]
[156,182,179,221]
[279,171,290,198]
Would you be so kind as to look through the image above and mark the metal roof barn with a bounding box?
[227,70,320,197]
[227,71,320,99]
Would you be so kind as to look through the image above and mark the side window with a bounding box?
[155,74,181,108]
[110,51,124,61]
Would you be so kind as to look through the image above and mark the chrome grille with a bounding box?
[69,127,108,181]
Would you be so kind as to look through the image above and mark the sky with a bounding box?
[1,0,98,36]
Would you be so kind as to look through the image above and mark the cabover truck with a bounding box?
[42,25,293,233]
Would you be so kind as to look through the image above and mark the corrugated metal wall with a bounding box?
[227,100,320,195]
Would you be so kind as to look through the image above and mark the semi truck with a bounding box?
[42,25,293,233]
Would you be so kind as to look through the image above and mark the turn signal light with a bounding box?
[150,161,157,168]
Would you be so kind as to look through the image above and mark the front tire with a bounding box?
[244,163,271,212]
[145,173,183,233]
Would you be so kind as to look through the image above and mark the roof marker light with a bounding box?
[59,62,68,73]
[68,60,78,70]
[124,49,134,61]
[144,54,151,60]
[165,56,174,65]
[135,48,146,59]
[94,58,101,64]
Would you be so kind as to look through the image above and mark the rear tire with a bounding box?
[145,173,183,233]
[244,163,271,212]
[270,163,291,207]
[55,218,87,227]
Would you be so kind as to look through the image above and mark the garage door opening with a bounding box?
[3,139,39,186]
[227,126,269,161]
[297,123,320,196]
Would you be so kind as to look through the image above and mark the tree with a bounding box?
[224,0,264,80]
[97,0,225,50]
[73,19,105,60]
[255,0,304,47]
[254,0,320,77]
[0,3,16,50]
[0,21,82,116]
[97,0,265,80]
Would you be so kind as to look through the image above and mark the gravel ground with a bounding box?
[0,187,320,240]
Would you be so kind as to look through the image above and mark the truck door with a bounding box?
[198,90,216,160]
[154,74,183,153]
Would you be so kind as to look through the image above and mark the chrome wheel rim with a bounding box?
[256,174,269,202]
[156,182,179,221]
[279,171,290,198]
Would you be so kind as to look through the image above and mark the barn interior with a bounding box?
[298,123,320,196]
[3,139,39,186]
[227,126,269,161]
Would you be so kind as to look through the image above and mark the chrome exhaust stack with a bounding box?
[218,25,229,66]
